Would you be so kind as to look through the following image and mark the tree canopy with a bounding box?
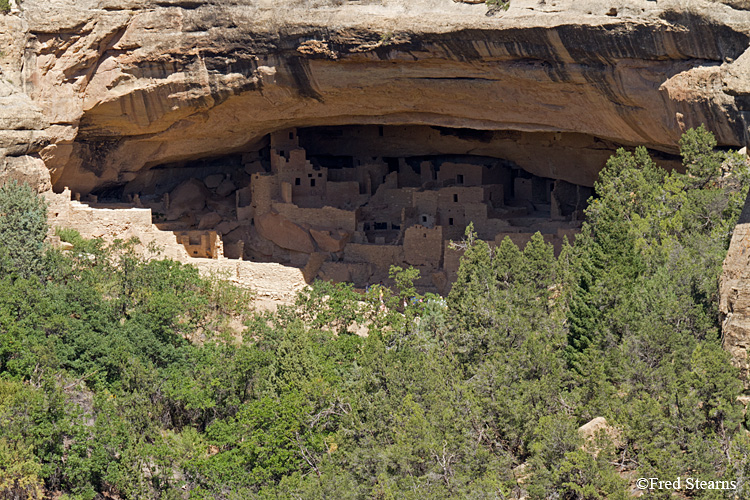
[1,127,749,499]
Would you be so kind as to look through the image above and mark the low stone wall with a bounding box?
[47,194,308,304]
[327,181,361,209]
[50,196,190,261]
[272,202,358,232]
[344,243,404,268]
[404,225,443,269]
[193,259,307,302]
[318,261,375,287]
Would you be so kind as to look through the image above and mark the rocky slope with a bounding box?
[1,0,750,194]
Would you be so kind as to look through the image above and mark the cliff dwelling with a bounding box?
[50,124,682,293]
[4,0,750,413]
[5,0,750,296]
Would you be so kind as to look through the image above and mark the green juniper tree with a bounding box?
[0,127,748,499]
[0,181,48,279]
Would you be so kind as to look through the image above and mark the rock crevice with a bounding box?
[0,0,747,194]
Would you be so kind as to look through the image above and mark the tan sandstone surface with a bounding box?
[47,193,308,305]
[6,0,750,321]
[0,0,749,194]
[720,192,750,386]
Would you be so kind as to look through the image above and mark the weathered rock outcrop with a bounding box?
[0,12,51,190]
[720,192,750,386]
[310,228,350,253]
[2,0,750,194]
[256,211,315,254]
[167,178,209,219]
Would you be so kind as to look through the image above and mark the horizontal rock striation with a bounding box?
[0,0,749,193]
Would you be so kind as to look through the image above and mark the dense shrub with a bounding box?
[0,181,48,278]
[0,127,747,498]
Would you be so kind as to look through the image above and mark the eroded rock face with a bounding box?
[720,193,750,387]
[1,0,749,194]
[256,212,315,254]
[311,228,351,253]
[0,156,51,192]
[167,178,209,220]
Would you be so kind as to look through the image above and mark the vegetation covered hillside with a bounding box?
[1,127,749,499]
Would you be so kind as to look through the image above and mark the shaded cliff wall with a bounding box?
[720,191,750,386]
[0,0,749,194]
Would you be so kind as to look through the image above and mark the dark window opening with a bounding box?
[374,222,388,230]
[423,233,427,238]
[295,178,301,185]
[310,179,316,187]
[364,223,371,231]
[318,173,322,177]
[421,215,427,222]
[384,157,399,173]
[378,126,384,137]
[453,194,458,203]
[457,174,464,184]
[449,218,454,226]
[308,173,312,177]
[392,223,400,230]
[280,150,285,157]
[289,132,294,140]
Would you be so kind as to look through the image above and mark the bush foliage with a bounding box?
[486,0,511,10]
[0,181,48,278]
[0,128,749,498]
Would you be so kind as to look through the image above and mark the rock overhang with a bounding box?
[3,0,750,194]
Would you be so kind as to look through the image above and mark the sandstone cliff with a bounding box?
[720,191,750,386]
[1,0,750,194]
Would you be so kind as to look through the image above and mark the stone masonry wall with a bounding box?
[272,202,359,232]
